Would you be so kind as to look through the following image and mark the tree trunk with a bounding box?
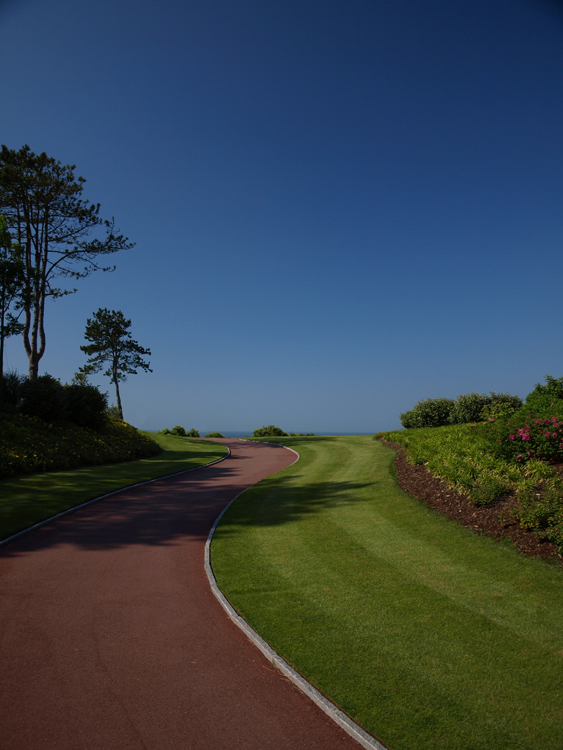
[114,377,124,420]
[0,297,4,409]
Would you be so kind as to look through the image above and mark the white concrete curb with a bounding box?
[204,441,388,750]
[0,447,231,549]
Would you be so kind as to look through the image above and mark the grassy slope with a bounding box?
[211,436,563,750]
[0,433,227,542]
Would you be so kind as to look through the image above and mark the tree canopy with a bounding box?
[79,308,151,420]
[0,214,25,405]
[0,145,134,379]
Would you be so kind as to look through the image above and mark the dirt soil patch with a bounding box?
[379,440,562,562]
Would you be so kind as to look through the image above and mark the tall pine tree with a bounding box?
[80,308,152,420]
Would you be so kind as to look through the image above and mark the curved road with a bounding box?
[0,439,363,749]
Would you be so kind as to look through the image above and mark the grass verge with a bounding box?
[211,435,563,750]
[0,433,227,542]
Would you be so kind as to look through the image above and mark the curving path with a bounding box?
[0,439,363,749]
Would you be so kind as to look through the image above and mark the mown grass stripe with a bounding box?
[211,436,563,750]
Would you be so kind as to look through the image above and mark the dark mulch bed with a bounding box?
[379,439,562,562]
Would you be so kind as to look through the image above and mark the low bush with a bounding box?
[512,476,563,551]
[18,374,66,422]
[524,374,563,412]
[3,372,108,430]
[252,425,288,437]
[289,432,315,436]
[400,397,455,428]
[400,391,523,428]
[478,393,523,420]
[1,370,24,408]
[158,425,200,437]
[448,393,491,424]
[0,412,160,479]
[205,432,224,438]
[63,382,108,430]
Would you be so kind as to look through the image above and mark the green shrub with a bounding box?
[479,393,523,420]
[401,392,523,428]
[449,393,492,424]
[18,374,66,422]
[63,382,108,430]
[400,397,455,428]
[1,370,24,408]
[158,425,200,437]
[512,476,563,553]
[525,375,563,412]
[253,425,288,437]
[205,432,224,438]
[8,373,108,430]
[289,432,315,436]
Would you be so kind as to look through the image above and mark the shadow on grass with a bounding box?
[216,473,379,534]
[1,438,375,557]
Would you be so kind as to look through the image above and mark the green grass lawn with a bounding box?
[0,433,227,542]
[211,435,563,750]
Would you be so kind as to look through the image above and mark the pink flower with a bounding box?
[553,417,558,422]
[545,431,551,437]
[551,403,554,407]
[509,434,515,440]
[522,435,530,441]
[488,417,494,422]
[535,420,541,424]
[553,433,558,438]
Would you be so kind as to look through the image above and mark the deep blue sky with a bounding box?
[1,0,563,433]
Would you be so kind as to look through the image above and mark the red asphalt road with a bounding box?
[0,439,364,750]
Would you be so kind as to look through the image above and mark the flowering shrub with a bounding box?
[0,413,160,479]
[477,406,563,464]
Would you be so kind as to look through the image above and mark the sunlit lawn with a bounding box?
[211,435,563,750]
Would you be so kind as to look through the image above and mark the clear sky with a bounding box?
[1,0,563,434]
